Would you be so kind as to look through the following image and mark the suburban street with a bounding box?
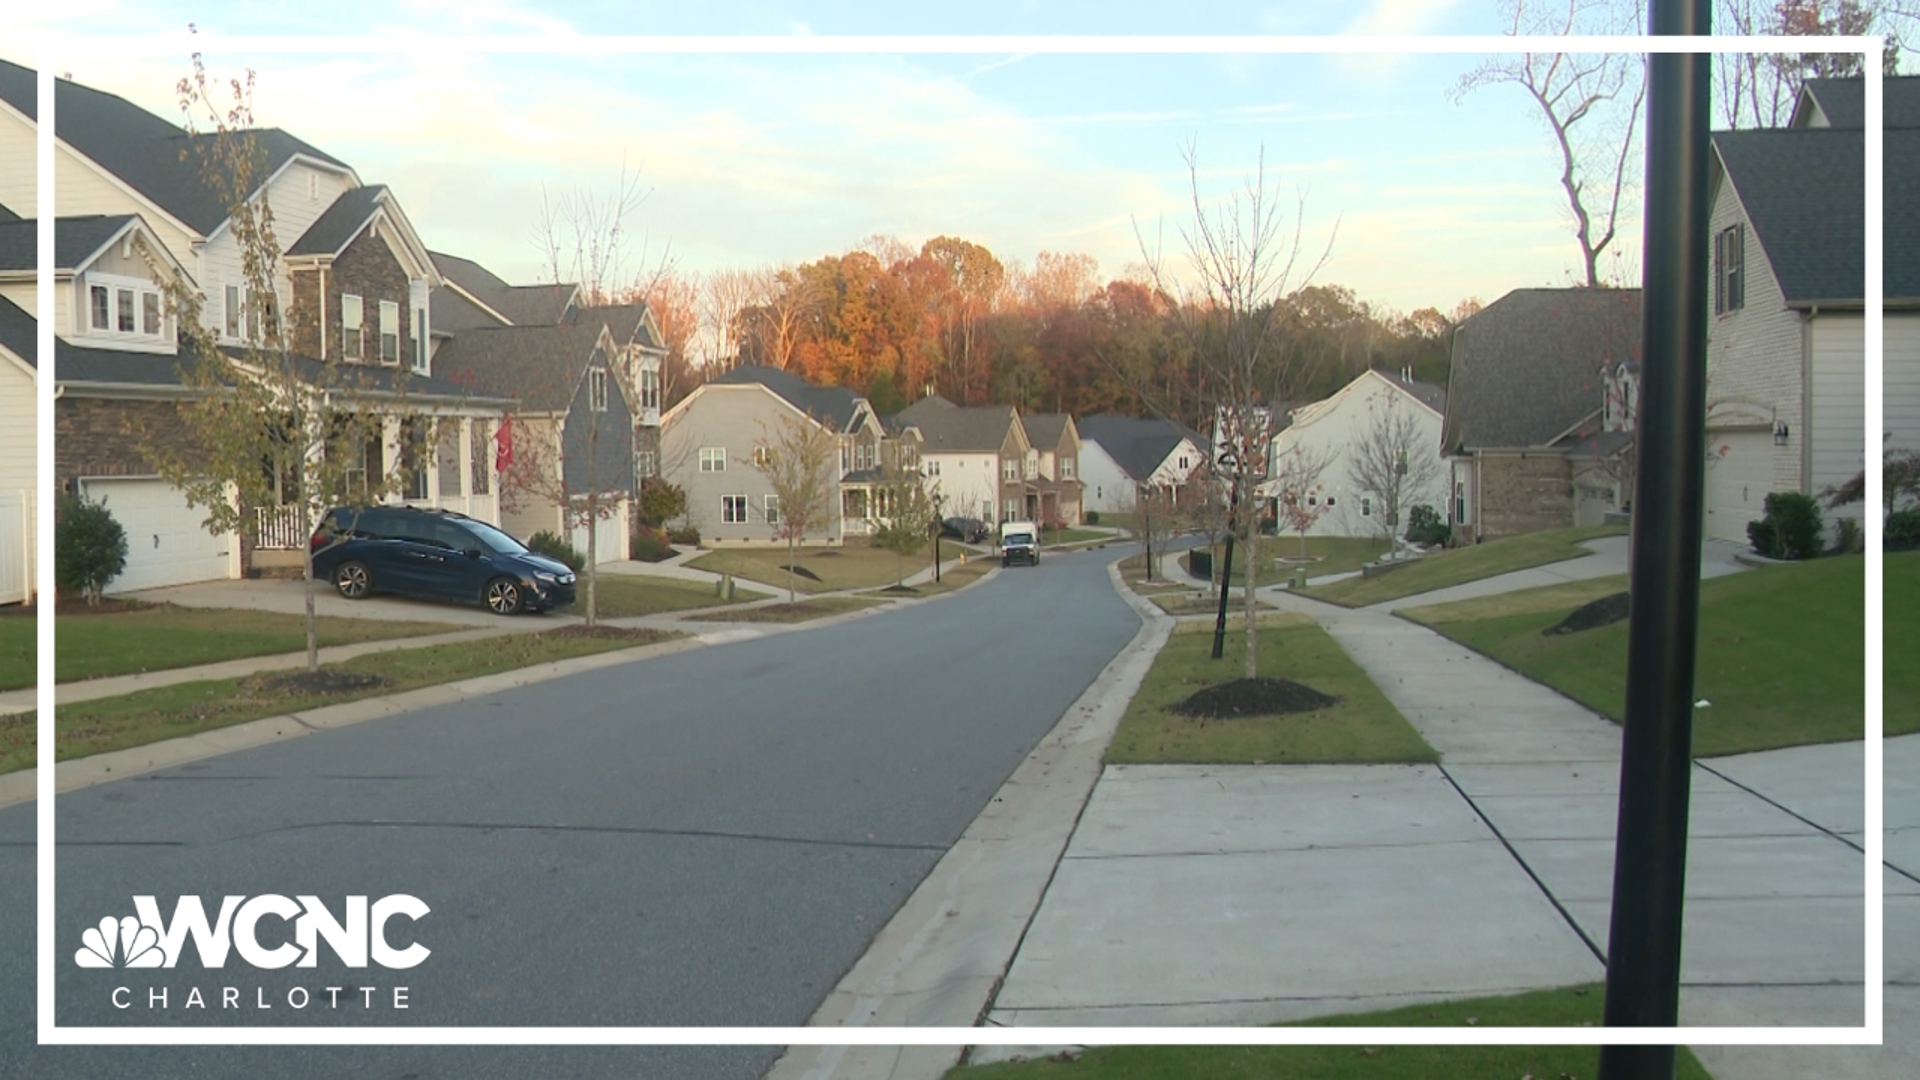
[0,546,1141,1078]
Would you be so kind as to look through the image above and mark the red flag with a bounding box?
[494,415,513,474]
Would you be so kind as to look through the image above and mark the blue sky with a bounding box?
[22,2,1659,315]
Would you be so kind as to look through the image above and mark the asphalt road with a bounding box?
[0,543,1143,1079]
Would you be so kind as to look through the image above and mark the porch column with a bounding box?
[458,417,475,517]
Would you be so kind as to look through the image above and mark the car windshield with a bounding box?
[1006,532,1035,545]
[466,520,529,555]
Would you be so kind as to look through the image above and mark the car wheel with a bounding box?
[334,560,373,600]
[484,577,525,616]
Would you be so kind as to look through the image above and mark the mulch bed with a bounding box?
[1544,591,1631,636]
[245,670,391,697]
[1168,677,1340,719]
[780,564,824,581]
[878,584,921,596]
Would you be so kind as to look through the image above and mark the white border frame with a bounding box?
[29,31,1884,1050]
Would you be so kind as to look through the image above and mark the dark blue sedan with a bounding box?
[309,506,577,615]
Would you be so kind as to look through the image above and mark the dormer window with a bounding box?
[85,274,168,345]
[340,294,364,360]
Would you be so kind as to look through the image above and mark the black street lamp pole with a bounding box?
[1599,3,1711,1076]
[932,495,944,584]
[1211,478,1240,661]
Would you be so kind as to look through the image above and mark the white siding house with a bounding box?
[0,300,33,605]
[1262,369,1448,538]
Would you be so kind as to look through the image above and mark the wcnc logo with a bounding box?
[75,895,430,970]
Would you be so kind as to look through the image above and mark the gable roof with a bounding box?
[895,394,1022,453]
[0,293,33,367]
[1441,288,1641,453]
[1793,75,1920,130]
[1076,414,1200,482]
[1712,123,1920,304]
[1023,412,1076,450]
[712,364,867,433]
[431,306,649,413]
[429,250,580,329]
[285,184,385,256]
[0,214,140,272]
[0,59,351,237]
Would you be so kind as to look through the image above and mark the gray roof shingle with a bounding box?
[895,394,1020,453]
[1076,414,1200,482]
[0,294,33,367]
[432,306,650,412]
[1441,288,1641,453]
[1713,125,1920,303]
[1023,412,1074,450]
[1796,75,1920,130]
[712,364,867,433]
[0,215,140,272]
[286,185,386,257]
[0,59,350,236]
[429,251,579,329]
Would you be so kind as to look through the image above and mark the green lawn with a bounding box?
[1105,613,1437,765]
[1187,535,1391,588]
[3,627,679,775]
[1299,525,1629,608]
[1889,553,1920,732]
[687,542,909,596]
[688,596,887,623]
[0,616,29,692]
[863,558,996,599]
[949,984,1712,1080]
[1041,527,1110,546]
[581,574,770,618]
[1406,555,1872,756]
[0,605,459,690]
[1150,593,1274,617]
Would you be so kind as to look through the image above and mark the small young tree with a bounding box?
[1131,483,1178,584]
[146,57,429,671]
[635,475,688,528]
[750,411,839,601]
[1266,443,1336,559]
[54,494,129,606]
[1345,394,1443,559]
[873,457,937,587]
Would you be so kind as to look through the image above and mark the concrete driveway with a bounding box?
[119,577,578,628]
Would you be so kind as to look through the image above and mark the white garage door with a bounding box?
[80,478,234,594]
[1703,432,1776,545]
[0,491,26,605]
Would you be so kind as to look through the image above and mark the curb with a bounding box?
[765,555,1172,1080]
[0,562,1006,811]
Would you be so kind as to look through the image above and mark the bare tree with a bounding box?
[872,453,937,587]
[148,56,433,673]
[1134,142,1335,679]
[1346,394,1445,558]
[1265,443,1336,560]
[749,411,839,602]
[1455,0,1647,288]
[532,159,672,305]
[1717,0,1904,129]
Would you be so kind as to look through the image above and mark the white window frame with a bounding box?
[634,450,656,478]
[640,368,660,411]
[1002,458,1019,482]
[83,273,168,345]
[752,446,771,468]
[413,308,429,373]
[379,300,400,364]
[722,494,749,524]
[1362,497,1373,517]
[224,283,242,339]
[699,447,726,473]
[340,294,364,360]
[764,494,780,525]
[1061,457,1075,479]
[1714,223,1745,315]
[590,369,609,412]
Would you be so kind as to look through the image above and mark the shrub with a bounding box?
[667,525,701,547]
[1405,504,1450,546]
[630,527,675,563]
[1746,491,1824,560]
[1829,516,1862,556]
[1887,509,1920,550]
[1084,510,1101,526]
[635,476,687,528]
[55,493,129,604]
[525,530,585,571]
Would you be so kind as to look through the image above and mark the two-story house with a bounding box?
[1021,413,1084,527]
[0,215,35,603]
[893,395,1032,526]
[0,59,511,589]
[661,364,886,546]
[1262,368,1449,538]
[1701,75,1917,542]
[1076,414,1208,517]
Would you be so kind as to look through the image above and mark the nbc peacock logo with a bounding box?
[75,915,165,969]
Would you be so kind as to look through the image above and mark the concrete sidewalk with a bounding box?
[966,587,1904,1075]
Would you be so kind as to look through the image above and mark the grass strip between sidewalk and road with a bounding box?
[0,604,459,690]
[0,627,681,775]
[1105,613,1436,766]
[687,596,888,624]
[948,984,1713,1079]
[1403,554,1874,756]
[1298,524,1628,608]
[1187,535,1390,588]
[583,574,771,618]
[862,558,996,599]
[687,542,909,595]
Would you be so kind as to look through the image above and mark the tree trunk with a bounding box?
[584,499,598,629]
[1242,510,1260,680]
[787,536,796,603]
[304,546,319,673]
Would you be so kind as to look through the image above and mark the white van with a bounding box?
[999,520,1039,567]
